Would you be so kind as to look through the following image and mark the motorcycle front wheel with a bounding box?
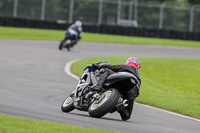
[88,88,120,118]
[61,96,75,112]
[59,43,63,50]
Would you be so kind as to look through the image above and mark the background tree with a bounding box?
[0,0,15,17]
[188,0,200,5]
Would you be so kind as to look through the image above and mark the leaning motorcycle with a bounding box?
[61,64,138,118]
[59,29,77,51]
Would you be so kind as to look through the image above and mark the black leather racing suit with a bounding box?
[93,62,141,120]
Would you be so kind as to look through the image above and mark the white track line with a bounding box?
[64,59,80,80]
[64,59,200,122]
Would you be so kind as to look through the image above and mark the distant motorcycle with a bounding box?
[59,39,75,51]
[61,63,138,118]
[59,29,78,51]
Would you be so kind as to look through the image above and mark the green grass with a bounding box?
[0,26,200,47]
[71,57,200,119]
[0,114,120,133]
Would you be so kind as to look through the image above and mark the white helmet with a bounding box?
[75,20,82,27]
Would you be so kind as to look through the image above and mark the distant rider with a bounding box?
[91,57,141,121]
[59,20,82,50]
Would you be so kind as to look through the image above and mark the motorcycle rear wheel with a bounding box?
[61,96,75,112]
[88,88,120,118]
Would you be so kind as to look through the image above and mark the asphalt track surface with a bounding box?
[0,39,200,133]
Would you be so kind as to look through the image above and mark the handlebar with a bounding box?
[83,65,95,72]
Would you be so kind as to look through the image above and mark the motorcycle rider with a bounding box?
[59,20,82,50]
[91,57,141,121]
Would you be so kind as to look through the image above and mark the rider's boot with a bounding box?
[118,107,130,121]
[117,99,135,121]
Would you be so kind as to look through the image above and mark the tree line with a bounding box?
[0,0,199,32]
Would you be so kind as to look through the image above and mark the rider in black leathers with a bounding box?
[91,57,141,121]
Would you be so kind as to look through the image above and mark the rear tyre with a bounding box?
[66,44,70,51]
[88,89,120,118]
[61,96,75,112]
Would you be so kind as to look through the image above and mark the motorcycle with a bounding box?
[59,29,78,51]
[59,39,75,51]
[61,63,138,118]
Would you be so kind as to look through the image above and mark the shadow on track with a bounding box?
[69,112,130,122]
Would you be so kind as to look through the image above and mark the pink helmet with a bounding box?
[125,57,141,70]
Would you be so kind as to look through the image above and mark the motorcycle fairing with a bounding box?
[75,73,90,98]
[73,67,97,109]
[106,72,138,85]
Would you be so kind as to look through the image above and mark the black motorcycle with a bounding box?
[61,64,138,118]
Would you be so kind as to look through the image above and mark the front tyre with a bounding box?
[88,89,120,118]
[61,96,75,112]
[59,41,64,50]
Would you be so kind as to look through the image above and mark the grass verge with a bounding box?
[71,57,200,119]
[0,114,120,133]
[0,26,200,47]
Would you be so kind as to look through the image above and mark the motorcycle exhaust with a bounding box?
[123,99,129,107]
[116,99,129,110]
